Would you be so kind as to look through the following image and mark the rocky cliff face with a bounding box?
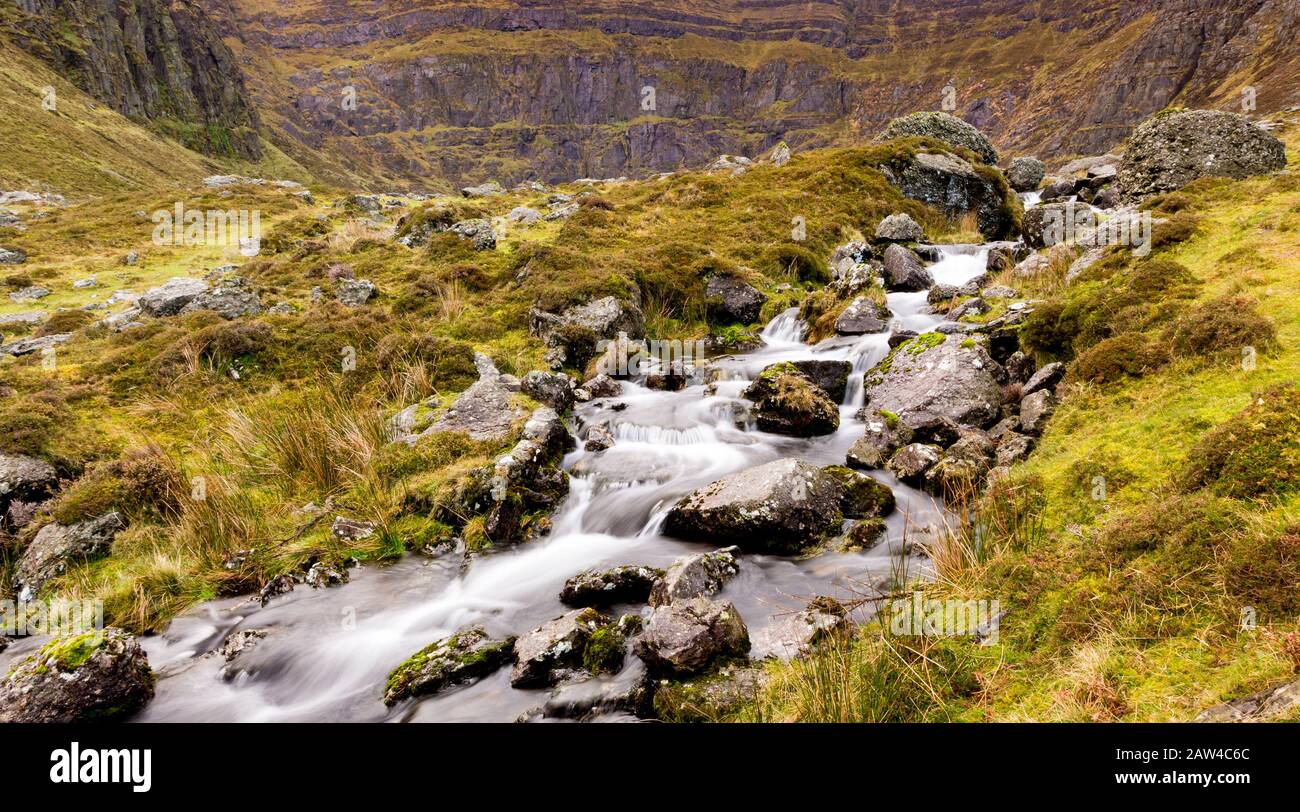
[8,0,261,158]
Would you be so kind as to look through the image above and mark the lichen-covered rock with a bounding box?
[179,276,261,319]
[393,352,526,444]
[560,564,664,607]
[461,181,504,197]
[847,410,912,470]
[635,597,749,677]
[883,111,999,164]
[0,452,58,520]
[881,243,934,292]
[1196,678,1300,722]
[581,373,622,399]
[821,466,896,518]
[649,546,740,607]
[335,278,377,307]
[1117,109,1287,201]
[784,359,853,402]
[511,608,606,688]
[138,277,208,316]
[995,432,1035,466]
[1006,157,1046,192]
[743,362,840,437]
[705,275,767,325]
[863,333,1005,431]
[521,370,575,412]
[886,443,942,485]
[1022,362,1066,396]
[750,596,850,659]
[874,213,924,243]
[663,459,843,553]
[841,518,888,551]
[650,663,770,721]
[878,150,1016,239]
[1019,389,1057,435]
[384,627,516,704]
[1021,201,1096,249]
[0,629,154,722]
[582,421,615,451]
[13,512,126,601]
[529,296,646,370]
[448,218,497,250]
[835,296,892,335]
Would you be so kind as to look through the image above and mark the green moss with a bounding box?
[39,631,105,671]
[1179,386,1300,500]
[582,626,626,675]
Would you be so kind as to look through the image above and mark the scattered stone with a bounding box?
[448,218,496,251]
[583,422,615,451]
[180,276,261,319]
[751,597,850,659]
[1019,390,1056,435]
[521,370,576,412]
[649,546,741,607]
[923,431,995,495]
[835,297,892,335]
[995,432,1035,466]
[635,597,749,677]
[13,513,126,602]
[139,277,208,316]
[886,443,942,485]
[561,565,664,607]
[0,247,27,265]
[0,310,44,327]
[1022,362,1066,396]
[385,627,516,704]
[881,243,934,291]
[705,275,767,325]
[331,516,375,541]
[218,629,268,662]
[0,333,70,357]
[1006,157,1046,192]
[581,373,622,399]
[506,206,542,224]
[1196,678,1300,722]
[874,213,924,243]
[529,296,646,370]
[9,285,47,301]
[335,278,377,307]
[460,181,504,198]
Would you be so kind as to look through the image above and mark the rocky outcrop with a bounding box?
[742,363,840,437]
[821,466,896,518]
[663,459,843,553]
[384,627,516,704]
[392,352,526,444]
[649,546,741,607]
[0,453,58,522]
[13,512,126,602]
[0,629,154,722]
[635,597,749,676]
[520,370,575,412]
[180,276,262,319]
[10,0,261,157]
[863,334,1005,431]
[1006,157,1046,192]
[882,111,999,164]
[138,277,208,317]
[881,244,935,291]
[529,296,646,370]
[705,276,767,325]
[784,360,853,402]
[1117,109,1288,200]
[874,213,924,243]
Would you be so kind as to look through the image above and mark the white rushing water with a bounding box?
[0,245,995,722]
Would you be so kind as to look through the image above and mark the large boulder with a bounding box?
[0,452,58,519]
[1006,157,1046,192]
[0,629,154,722]
[520,370,575,412]
[663,459,844,553]
[560,565,664,607]
[881,243,934,292]
[883,111,999,164]
[138,277,208,316]
[879,150,1016,240]
[13,512,126,602]
[476,407,573,544]
[1117,109,1287,201]
[835,297,892,335]
[383,627,516,704]
[634,597,749,677]
[529,296,646,370]
[1021,201,1096,249]
[705,276,767,325]
[863,333,1005,431]
[821,466,896,518]
[743,363,840,437]
[649,546,741,607]
[392,352,526,444]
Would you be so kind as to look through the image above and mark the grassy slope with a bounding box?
[747,121,1300,723]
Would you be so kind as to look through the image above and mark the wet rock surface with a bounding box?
[0,629,154,723]
[635,597,749,677]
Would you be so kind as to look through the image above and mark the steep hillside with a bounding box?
[214,0,1300,186]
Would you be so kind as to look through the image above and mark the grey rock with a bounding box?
[14,512,127,602]
[1006,157,1046,192]
[0,311,45,327]
[634,597,749,677]
[581,373,622,399]
[923,431,995,495]
[881,243,934,291]
[835,296,892,335]
[460,181,504,198]
[449,218,497,250]
[649,546,740,607]
[561,565,664,607]
[9,285,47,301]
[1117,110,1287,201]
[743,364,840,437]
[385,627,516,703]
[139,277,209,316]
[0,247,27,265]
[995,432,1036,466]
[883,111,998,164]
[0,453,58,519]
[847,410,912,470]
[750,597,850,659]
[1196,678,1300,722]
[878,150,1015,239]
[582,421,615,451]
[784,359,852,402]
[505,206,542,224]
[705,275,767,325]
[886,443,942,485]
[529,296,646,370]
[521,370,575,412]
[1019,389,1057,435]
[394,352,526,444]
[663,459,843,553]
[0,628,154,723]
[511,607,605,688]
[1022,362,1066,396]
[863,333,1005,430]
[0,333,69,357]
[335,278,377,307]
[874,213,924,243]
[180,276,261,319]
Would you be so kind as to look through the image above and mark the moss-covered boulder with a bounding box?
[649,546,740,607]
[821,466,896,518]
[0,629,154,722]
[511,608,609,688]
[384,626,516,704]
[743,362,840,437]
[882,112,999,164]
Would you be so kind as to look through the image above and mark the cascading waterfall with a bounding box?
[62,243,999,723]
